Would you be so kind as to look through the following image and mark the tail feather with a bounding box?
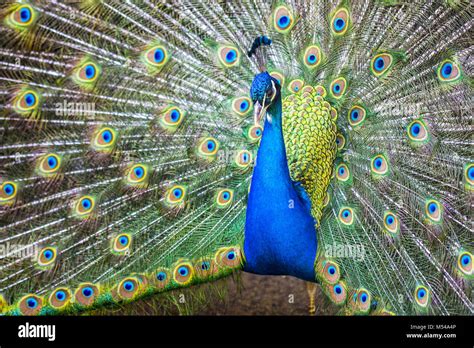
[0,0,472,315]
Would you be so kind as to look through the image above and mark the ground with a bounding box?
[92,272,339,316]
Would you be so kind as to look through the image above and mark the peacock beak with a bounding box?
[253,100,265,126]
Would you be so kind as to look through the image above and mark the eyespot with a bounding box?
[36,153,62,176]
[196,137,219,161]
[156,271,167,281]
[7,4,37,29]
[218,45,240,68]
[165,185,187,207]
[215,188,234,208]
[37,246,57,268]
[247,125,263,143]
[312,85,327,98]
[173,262,194,285]
[112,233,132,254]
[457,251,472,276]
[331,8,350,36]
[325,281,347,305]
[18,91,37,109]
[414,285,430,308]
[74,283,99,306]
[347,105,366,127]
[18,294,43,315]
[336,133,345,151]
[200,261,210,271]
[216,246,242,268]
[144,45,169,68]
[73,60,101,86]
[371,154,389,177]
[273,5,294,33]
[407,119,429,145]
[437,59,461,83]
[231,96,252,117]
[464,163,474,190]
[159,106,184,131]
[338,207,354,226]
[117,277,139,300]
[383,211,400,235]
[125,164,149,186]
[194,258,217,278]
[49,288,72,309]
[355,288,371,313]
[269,72,285,87]
[322,261,340,284]
[92,127,117,152]
[23,93,36,107]
[74,195,95,218]
[370,53,393,77]
[336,163,350,182]
[0,181,18,204]
[235,150,252,169]
[13,89,41,114]
[303,45,322,69]
[153,269,171,289]
[288,79,304,93]
[329,77,347,99]
[425,199,442,223]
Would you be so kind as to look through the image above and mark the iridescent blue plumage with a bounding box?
[244,72,317,281]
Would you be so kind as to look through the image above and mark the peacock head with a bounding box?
[250,71,281,125]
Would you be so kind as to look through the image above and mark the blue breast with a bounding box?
[243,102,318,282]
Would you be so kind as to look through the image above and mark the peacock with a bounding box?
[0,0,472,317]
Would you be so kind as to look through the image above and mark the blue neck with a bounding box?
[243,97,318,282]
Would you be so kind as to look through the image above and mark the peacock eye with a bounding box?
[266,88,274,99]
[123,280,135,292]
[157,272,167,281]
[273,5,294,33]
[331,8,350,36]
[437,59,461,83]
[74,60,101,86]
[215,188,234,208]
[92,127,118,152]
[38,246,57,267]
[49,287,71,309]
[125,164,149,187]
[173,263,194,284]
[73,195,95,218]
[218,45,240,68]
[112,233,132,254]
[414,285,430,307]
[82,287,93,298]
[27,298,37,308]
[355,289,371,313]
[116,277,141,300]
[1,181,18,203]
